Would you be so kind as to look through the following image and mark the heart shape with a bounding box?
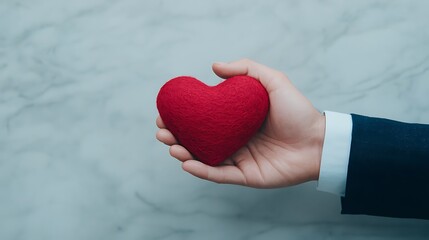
[156,76,269,166]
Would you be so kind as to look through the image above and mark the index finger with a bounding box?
[156,115,166,128]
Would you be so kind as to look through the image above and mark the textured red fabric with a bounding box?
[156,76,269,166]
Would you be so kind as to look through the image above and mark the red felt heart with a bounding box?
[156,76,269,166]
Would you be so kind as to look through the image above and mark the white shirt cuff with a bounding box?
[317,111,352,196]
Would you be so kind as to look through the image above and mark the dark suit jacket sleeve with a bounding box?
[341,114,429,220]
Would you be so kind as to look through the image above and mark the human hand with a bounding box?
[156,59,325,188]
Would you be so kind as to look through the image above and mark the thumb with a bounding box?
[212,59,284,93]
[212,62,235,79]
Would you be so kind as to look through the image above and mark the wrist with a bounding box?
[312,113,326,181]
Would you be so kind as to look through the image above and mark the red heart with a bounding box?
[156,76,269,166]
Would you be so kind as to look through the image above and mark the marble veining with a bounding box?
[1,0,429,239]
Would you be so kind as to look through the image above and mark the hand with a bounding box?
[156,59,325,188]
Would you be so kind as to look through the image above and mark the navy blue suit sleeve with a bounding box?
[341,114,429,220]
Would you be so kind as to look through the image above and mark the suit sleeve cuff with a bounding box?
[317,111,352,196]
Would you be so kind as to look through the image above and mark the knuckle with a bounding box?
[273,71,287,80]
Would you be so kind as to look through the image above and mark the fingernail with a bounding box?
[214,62,226,65]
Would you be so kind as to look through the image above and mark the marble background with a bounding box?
[1,0,429,239]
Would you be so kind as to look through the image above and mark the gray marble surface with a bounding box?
[1,0,429,239]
